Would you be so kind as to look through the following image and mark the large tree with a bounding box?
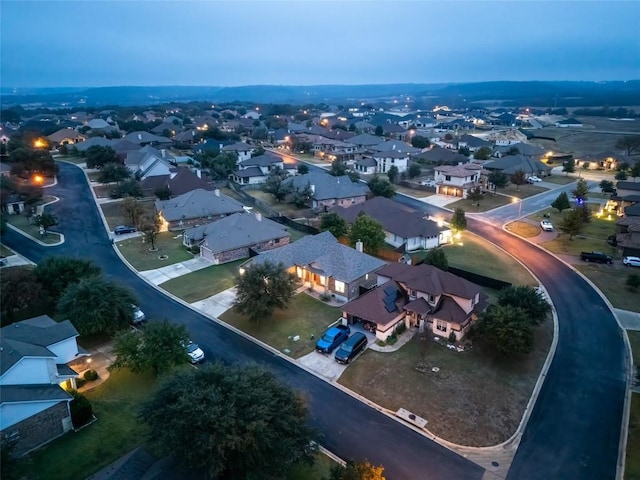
[35,256,101,300]
[630,162,640,181]
[498,285,551,326]
[320,212,348,238]
[209,152,238,180]
[473,146,492,160]
[423,247,448,271]
[349,214,385,253]
[387,165,399,184]
[562,160,575,176]
[234,261,297,322]
[467,186,483,210]
[121,196,145,226]
[98,162,131,184]
[110,320,190,376]
[572,178,589,203]
[329,160,348,177]
[57,276,137,335]
[488,171,509,192]
[138,213,162,251]
[85,146,118,169]
[450,207,467,231]
[551,191,571,213]
[110,179,143,199]
[139,363,315,480]
[599,180,615,193]
[510,169,527,192]
[329,461,386,480]
[0,266,45,322]
[559,208,584,240]
[410,135,430,149]
[407,163,422,179]
[615,135,640,156]
[263,167,291,202]
[477,304,534,355]
[367,176,395,198]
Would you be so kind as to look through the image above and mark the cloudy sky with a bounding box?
[2,0,639,88]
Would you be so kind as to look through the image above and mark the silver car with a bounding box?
[623,256,640,267]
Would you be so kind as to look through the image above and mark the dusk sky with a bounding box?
[2,1,639,88]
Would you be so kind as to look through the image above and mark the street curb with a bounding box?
[500,220,633,480]
[5,196,65,246]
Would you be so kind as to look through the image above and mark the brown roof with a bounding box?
[433,296,470,328]
[342,281,405,329]
[404,297,430,315]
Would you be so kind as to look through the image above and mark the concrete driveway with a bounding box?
[298,350,349,381]
[139,256,212,285]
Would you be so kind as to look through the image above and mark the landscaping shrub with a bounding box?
[448,331,457,344]
[626,273,640,292]
[83,369,99,381]
[395,322,407,335]
[75,378,86,388]
[69,390,93,428]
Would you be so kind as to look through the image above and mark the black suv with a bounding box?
[114,225,136,235]
[334,332,368,364]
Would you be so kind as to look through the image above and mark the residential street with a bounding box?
[2,161,628,479]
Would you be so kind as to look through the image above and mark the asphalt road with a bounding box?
[395,194,627,480]
[2,163,485,479]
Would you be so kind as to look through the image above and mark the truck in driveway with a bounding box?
[580,251,613,264]
[316,325,350,354]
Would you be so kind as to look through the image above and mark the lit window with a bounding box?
[436,320,447,332]
[319,275,326,286]
[334,280,345,293]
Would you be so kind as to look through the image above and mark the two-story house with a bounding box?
[434,162,484,198]
[229,152,295,185]
[156,188,247,231]
[221,142,255,162]
[0,316,86,455]
[341,263,487,342]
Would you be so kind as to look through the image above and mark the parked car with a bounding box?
[540,219,554,232]
[623,256,640,267]
[185,341,205,364]
[114,225,136,235]
[131,305,146,325]
[580,251,613,264]
[334,332,368,364]
[527,176,542,183]
[315,325,350,354]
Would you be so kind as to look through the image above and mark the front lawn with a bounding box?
[543,175,576,185]
[115,231,193,271]
[442,232,537,286]
[627,395,640,480]
[220,293,340,358]
[450,184,549,213]
[5,213,62,244]
[287,452,336,480]
[0,244,15,256]
[395,185,434,198]
[160,260,244,303]
[629,330,640,365]
[100,200,155,231]
[507,220,541,238]
[537,209,617,257]
[338,320,553,446]
[20,370,156,480]
[575,264,640,312]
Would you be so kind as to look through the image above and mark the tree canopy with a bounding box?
[110,320,190,376]
[35,256,101,300]
[98,162,131,184]
[509,169,527,191]
[497,285,550,326]
[423,247,448,271]
[367,176,395,198]
[410,135,430,149]
[407,163,422,179]
[488,171,509,191]
[85,146,118,168]
[0,266,45,323]
[562,160,575,175]
[615,135,640,156]
[572,178,589,202]
[263,167,292,202]
[551,191,571,212]
[386,165,399,183]
[473,146,492,160]
[320,212,348,239]
[558,208,584,240]
[450,207,467,231]
[234,261,297,322]
[57,276,137,335]
[349,214,385,254]
[477,304,534,355]
[139,363,316,480]
[329,461,386,480]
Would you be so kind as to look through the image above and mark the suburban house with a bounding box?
[2,194,26,215]
[240,231,385,302]
[46,128,87,146]
[229,152,294,185]
[0,316,87,455]
[283,172,370,211]
[453,134,491,152]
[614,203,640,256]
[124,146,174,179]
[492,143,546,159]
[555,118,583,128]
[222,142,255,162]
[140,167,213,198]
[484,154,552,177]
[331,197,451,252]
[575,151,631,170]
[354,157,378,174]
[72,136,115,153]
[345,133,385,149]
[183,212,290,264]
[123,131,173,146]
[433,163,484,198]
[413,146,469,166]
[340,263,487,342]
[156,188,247,231]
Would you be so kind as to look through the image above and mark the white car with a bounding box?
[623,256,640,267]
[131,305,146,325]
[185,341,205,364]
[527,176,542,183]
[540,219,554,232]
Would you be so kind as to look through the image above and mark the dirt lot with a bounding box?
[339,319,553,446]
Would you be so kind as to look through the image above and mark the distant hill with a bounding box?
[1,81,639,108]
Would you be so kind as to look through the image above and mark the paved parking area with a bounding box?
[298,350,349,381]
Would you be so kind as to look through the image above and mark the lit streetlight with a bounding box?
[512,197,522,220]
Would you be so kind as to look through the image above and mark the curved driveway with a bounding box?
[2,162,627,479]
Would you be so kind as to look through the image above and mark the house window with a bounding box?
[428,295,435,303]
[436,320,447,332]
[410,289,416,297]
[445,175,451,181]
[334,280,345,293]
[319,275,326,286]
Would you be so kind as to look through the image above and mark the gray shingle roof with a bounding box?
[0,384,72,404]
[346,133,385,147]
[370,140,420,154]
[284,172,369,201]
[186,213,289,253]
[484,155,551,174]
[245,231,386,283]
[238,152,282,167]
[156,189,245,222]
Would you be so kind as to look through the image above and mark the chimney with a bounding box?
[214,189,220,197]
[356,240,363,252]
[137,133,142,140]
[161,149,166,158]
[255,212,262,222]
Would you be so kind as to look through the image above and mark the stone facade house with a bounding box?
[183,212,291,264]
[433,163,484,198]
[156,188,246,231]
[0,316,86,456]
[283,172,370,211]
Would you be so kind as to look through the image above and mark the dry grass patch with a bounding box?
[575,264,640,312]
[538,211,617,257]
[100,200,155,230]
[395,185,435,198]
[508,221,541,238]
[339,320,553,446]
[115,231,193,271]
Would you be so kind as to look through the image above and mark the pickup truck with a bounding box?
[580,251,613,264]
[316,325,351,354]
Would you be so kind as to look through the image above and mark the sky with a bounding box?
[1,0,639,88]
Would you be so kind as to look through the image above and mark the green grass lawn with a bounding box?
[338,319,553,446]
[115,231,194,271]
[575,264,640,312]
[543,175,576,185]
[100,200,156,230]
[537,209,617,257]
[395,185,434,198]
[220,293,340,358]
[160,260,244,303]
[507,221,541,238]
[0,243,15,256]
[246,190,308,216]
[87,171,102,182]
[20,370,156,480]
[442,232,537,286]
[287,452,336,480]
[5,214,62,244]
[627,394,640,480]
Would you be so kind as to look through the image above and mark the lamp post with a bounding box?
[512,197,522,221]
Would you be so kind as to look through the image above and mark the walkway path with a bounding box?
[139,257,212,285]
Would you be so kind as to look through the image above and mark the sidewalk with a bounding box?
[139,257,212,285]
[69,341,115,393]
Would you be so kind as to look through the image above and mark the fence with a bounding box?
[227,181,280,217]
[268,216,319,235]
[447,266,512,290]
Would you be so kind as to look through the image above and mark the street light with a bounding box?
[512,197,522,220]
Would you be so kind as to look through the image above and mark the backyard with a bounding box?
[159,259,244,303]
[338,318,553,446]
[220,292,340,358]
[115,231,193,271]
